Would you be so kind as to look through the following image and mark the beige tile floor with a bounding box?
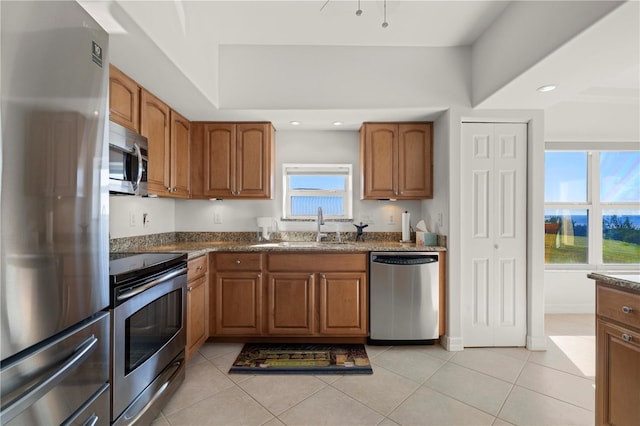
[153,314,596,426]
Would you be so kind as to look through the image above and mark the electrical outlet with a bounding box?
[143,213,150,228]
[387,214,396,225]
[129,211,136,227]
[437,212,443,227]
[214,211,222,224]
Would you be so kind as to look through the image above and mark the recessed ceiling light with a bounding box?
[537,84,557,93]
[333,121,343,126]
[290,121,301,126]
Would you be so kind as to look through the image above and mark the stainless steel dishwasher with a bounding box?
[369,252,439,344]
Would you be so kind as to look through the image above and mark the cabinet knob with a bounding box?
[196,266,203,271]
[622,306,634,314]
[187,286,193,292]
[321,273,326,279]
[235,260,241,264]
[622,333,633,342]
[257,273,261,278]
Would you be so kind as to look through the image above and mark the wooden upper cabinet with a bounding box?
[191,122,274,199]
[109,64,140,132]
[360,122,433,200]
[141,89,171,196]
[170,110,191,198]
[236,123,273,198]
[141,90,190,198]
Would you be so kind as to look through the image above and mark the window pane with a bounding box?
[291,196,343,216]
[602,209,640,264]
[545,152,587,202]
[290,175,345,190]
[600,152,640,202]
[545,210,588,264]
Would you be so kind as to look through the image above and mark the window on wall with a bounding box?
[282,164,353,220]
[544,147,640,268]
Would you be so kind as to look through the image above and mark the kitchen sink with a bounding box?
[250,241,324,248]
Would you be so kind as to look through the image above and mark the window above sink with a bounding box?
[282,163,353,221]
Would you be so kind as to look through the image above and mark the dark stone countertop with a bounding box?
[588,272,640,293]
[116,240,447,260]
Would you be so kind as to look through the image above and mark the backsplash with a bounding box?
[110,231,447,252]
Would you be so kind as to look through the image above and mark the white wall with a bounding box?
[109,195,175,239]
[545,272,596,314]
[111,129,444,237]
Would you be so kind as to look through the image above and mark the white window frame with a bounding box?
[545,142,640,271]
[282,163,353,220]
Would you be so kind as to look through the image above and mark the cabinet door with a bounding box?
[203,123,236,198]
[186,274,208,360]
[214,272,262,335]
[266,272,315,335]
[109,65,139,132]
[361,123,396,199]
[236,123,272,199]
[596,319,640,425]
[319,272,367,336]
[141,89,171,196]
[170,110,190,198]
[398,123,432,198]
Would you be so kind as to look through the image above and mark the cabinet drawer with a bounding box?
[215,253,262,271]
[267,253,367,272]
[188,255,208,281]
[597,285,640,329]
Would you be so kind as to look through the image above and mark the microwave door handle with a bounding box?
[133,143,143,191]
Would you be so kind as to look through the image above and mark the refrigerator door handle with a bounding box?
[0,335,98,423]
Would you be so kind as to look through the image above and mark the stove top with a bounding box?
[109,252,187,285]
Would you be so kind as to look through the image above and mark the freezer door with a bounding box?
[0,312,110,425]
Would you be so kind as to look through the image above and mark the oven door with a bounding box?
[111,272,186,421]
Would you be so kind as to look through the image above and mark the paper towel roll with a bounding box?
[401,211,411,242]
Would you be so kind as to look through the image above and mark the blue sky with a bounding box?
[545,151,640,203]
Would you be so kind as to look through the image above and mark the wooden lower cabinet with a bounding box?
[596,283,640,425]
[266,272,315,335]
[210,252,368,338]
[319,272,367,335]
[214,271,263,335]
[186,254,208,360]
[265,253,367,338]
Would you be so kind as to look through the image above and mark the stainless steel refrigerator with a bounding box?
[1,1,111,424]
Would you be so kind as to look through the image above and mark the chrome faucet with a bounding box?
[316,207,327,242]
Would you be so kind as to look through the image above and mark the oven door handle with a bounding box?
[119,358,183,424]
[116,267,187,302]
[0,336,98,424]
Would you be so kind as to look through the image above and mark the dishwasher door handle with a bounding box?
[371,255,438,266]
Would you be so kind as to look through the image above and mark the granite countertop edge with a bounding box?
[115,241,447,259]
[588,272,640,292]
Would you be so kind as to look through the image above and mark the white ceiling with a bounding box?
[81,0,639,131]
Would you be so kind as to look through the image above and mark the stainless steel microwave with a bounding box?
[109,121,148,196]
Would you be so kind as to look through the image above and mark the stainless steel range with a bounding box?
[108,252,188,425]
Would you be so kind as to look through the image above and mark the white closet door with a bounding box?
[461,122,527,347]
